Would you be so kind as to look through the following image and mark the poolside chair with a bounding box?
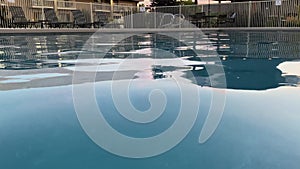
[216,14,228,24]
[0,6,10,28]
[155,13,185,28]
[9,6,40,28]
[282,12,298,27]
[159,13,175,28]
[44,9,73,28]
[215,12,237,26]
[0,14,8,28]
[189,12,206,27]
[71,10,93,28]
[93,11,109,28]
[172,14,185,28]
[228,12,237,23]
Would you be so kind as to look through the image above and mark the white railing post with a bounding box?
[179,5,182,28]
[154,7,157,28]
[41,0,45,21]
[248,1,252,27]
[54,0,57,12]
[110,0,114,19]
[130,6,133,29]
[90,2,94,28]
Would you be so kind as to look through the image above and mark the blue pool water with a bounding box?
[0,31,300,169]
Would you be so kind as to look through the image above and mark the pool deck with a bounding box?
[1,27,300,35]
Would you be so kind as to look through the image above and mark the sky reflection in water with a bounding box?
[0,32,300,169]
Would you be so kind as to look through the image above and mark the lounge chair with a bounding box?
[93,11,109,28]
[216,14,228,24]
[0,15,8,28]
[215,12,237,26]
[228,12,237,23]
[155,13,185,28]
[171,14,185,28]
[189,12,206,27]
[282,12,298,27]
[9,6,40,28]
[160,13,177,28]
[71,10,93,28]
[44,8,73,28]
[0,6,10,28]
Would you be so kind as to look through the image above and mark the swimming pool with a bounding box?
[0,30,300,168]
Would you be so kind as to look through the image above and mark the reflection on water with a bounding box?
[0,73,69,84]
[0,32,300,90]
[0,34,91,69]
[0,59,74,70]
[185,57,300,90]
[209,31,300,59]
[147,57,300,90]
[1,31,300,169]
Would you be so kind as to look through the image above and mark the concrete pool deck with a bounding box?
[1,27,300,35]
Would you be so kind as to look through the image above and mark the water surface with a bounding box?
[0,31,300,169]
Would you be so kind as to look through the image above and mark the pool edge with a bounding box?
[1,27,300,35]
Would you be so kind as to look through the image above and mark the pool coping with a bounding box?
[1,27,300,35]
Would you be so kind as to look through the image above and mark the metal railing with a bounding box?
[0,0,300,28]
[0,0,138,28]
[154,0,300,27]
